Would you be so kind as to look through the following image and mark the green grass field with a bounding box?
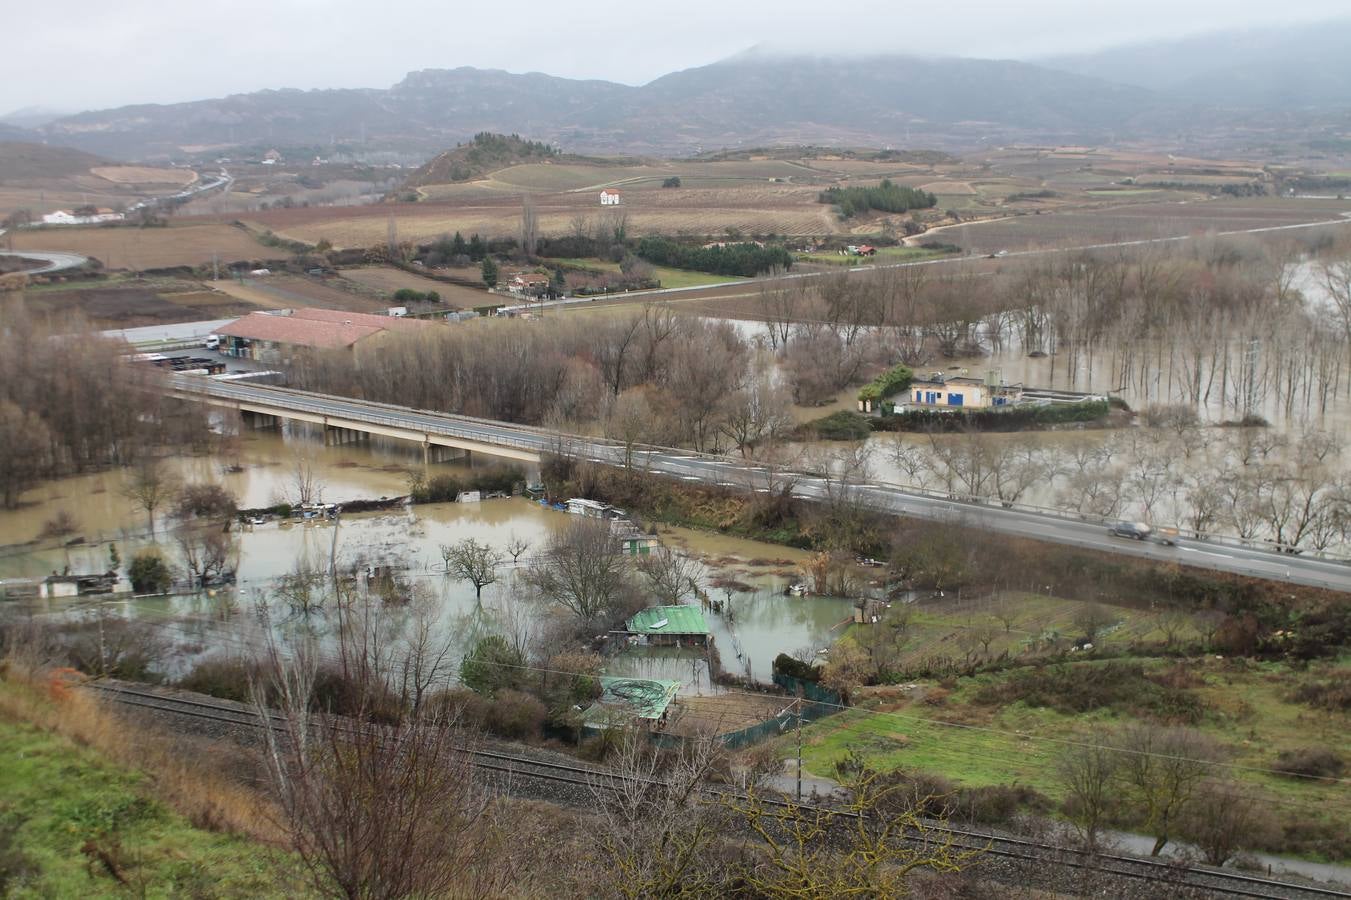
[785,654,1351,861]
[0,711,298,897]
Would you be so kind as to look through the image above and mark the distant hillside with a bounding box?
[27,35,1351,162]
[31,55,1173,160]
[0,141,108,181]
[1040,19,1351,107]
[406,132,560,186]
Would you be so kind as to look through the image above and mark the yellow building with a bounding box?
[907,372,1023,409]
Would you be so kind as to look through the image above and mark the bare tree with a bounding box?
[1057,729,1120,850]
[1116,724,1221,856]
[1073,603,1116,643]
[253,604,505,899]
[526,518,633,623]
[637,546,701,605]
[289,454,324,507]
[991,599,1021,634]
[0,399,52,508]
[592,733,733,898]
[440,538,502,600]
[1178,779,1273,867]
[725,763,981,895]
[175,523,236,588]
[121,457,179,534]
[504,532,531,564]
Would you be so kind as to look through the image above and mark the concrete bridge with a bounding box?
[167,376,1351,593]
[168,375,545,466]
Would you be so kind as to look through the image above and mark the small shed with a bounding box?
[566,498,611,518]
[626,605,710,648]
[582,677,680,732]
[599,188,622,206]
[620,535,660,556]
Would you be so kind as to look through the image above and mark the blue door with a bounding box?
[948,393,963,407]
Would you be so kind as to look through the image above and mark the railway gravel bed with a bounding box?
[85,680,1349,900]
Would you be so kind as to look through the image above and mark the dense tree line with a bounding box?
[288,307,792,453]
[0,311,210,507]
[635,236,793,277]
[819,179,937,218]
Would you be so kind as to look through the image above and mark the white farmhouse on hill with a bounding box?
[599,188,622,206]
[41,208,124,226]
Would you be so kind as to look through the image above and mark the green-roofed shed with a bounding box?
[582,677,681,732]
[625,605,710,647]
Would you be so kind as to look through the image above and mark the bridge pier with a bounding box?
[422,441,467,466]
[324,425,369,447]
[240,410,280,430]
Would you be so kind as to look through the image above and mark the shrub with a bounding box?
[482,689,547,740]
[1289,677,1351,711]
[872,399,1112,433]
[857,364,913,403]
[806,410,872,441]
[175,656,261,704]
[312,665,402,724]
[1274,747,1345,780]
[972,662,1205,724]
[459,635,528,695]
[773,653,823,683]
[128,550,173,594]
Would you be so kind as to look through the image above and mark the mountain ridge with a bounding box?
[25,31,1351,162]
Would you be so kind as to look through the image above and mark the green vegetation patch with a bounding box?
[858,363,913,403]
[820,179,937,218]
[635,237,793,278]
[804,410,873,441]
[0,712,290,898]
[872,399,1111,433]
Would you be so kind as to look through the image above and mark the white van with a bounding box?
[203,334,220,351]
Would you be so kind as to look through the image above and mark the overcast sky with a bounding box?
[6,0,1349,114]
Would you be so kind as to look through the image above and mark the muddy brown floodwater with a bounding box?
[0,427,855,690]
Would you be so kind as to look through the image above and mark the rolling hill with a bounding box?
[25,28,1351,162]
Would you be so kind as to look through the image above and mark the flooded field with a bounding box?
[0,426,854,692]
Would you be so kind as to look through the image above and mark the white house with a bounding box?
[41,208,124,226]
[599,188,622,206]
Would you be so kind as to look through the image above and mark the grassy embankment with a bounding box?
[548,257,743,289]
[790,653,1350,860]
[0,670,302,897]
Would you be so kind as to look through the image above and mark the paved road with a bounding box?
[171,376,1351,593]
[497,209,1351,315]
[0,248,89,274]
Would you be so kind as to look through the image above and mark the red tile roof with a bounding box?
[289,307,432,333]
[217,313,381,349]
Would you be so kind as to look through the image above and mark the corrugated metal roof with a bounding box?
[626,605,708,635]
[583,677,680,724]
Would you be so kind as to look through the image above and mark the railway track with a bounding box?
[87,682,1350,900]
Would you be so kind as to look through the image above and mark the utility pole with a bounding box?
[795,696,803,803]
